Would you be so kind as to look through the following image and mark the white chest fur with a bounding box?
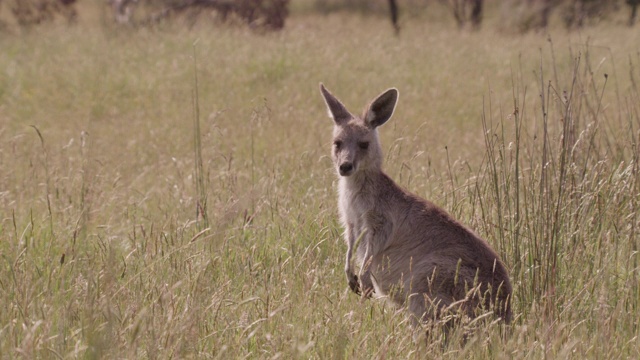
[338,177,374,240]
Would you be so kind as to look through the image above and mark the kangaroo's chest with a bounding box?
[338,182,378,235]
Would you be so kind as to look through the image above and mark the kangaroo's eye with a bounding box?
[334,140,342,150]
[358,142,369,150]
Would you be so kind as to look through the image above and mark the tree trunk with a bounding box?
[539,0,553,28]
[470,0,482,29]
[388,0,399,34]
[629,1,639,26]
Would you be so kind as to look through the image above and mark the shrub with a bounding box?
[7,0,77,27]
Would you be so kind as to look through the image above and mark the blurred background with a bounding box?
[2,0,640,33]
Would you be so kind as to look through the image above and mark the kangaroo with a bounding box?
[319,84,512,329]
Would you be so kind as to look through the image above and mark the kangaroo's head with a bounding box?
[320,84,399,177]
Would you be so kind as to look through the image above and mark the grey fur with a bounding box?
[320,84,512,327]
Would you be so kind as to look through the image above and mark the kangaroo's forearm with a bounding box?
[344,224,360,294]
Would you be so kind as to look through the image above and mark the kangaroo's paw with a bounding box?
[360,276,375,299]
[362,285,375,299]
[347,273,361,295]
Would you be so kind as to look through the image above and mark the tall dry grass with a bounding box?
[0,4,639,358]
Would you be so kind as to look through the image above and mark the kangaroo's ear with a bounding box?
[320,83,351,124]
[364,88,398,128]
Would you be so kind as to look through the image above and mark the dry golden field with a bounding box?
[1,1,639,358]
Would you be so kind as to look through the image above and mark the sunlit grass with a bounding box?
[1,4,639,358]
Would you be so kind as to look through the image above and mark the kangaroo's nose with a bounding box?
[339,163,354,176]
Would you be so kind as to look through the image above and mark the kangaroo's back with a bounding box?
[319,83,512,328]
